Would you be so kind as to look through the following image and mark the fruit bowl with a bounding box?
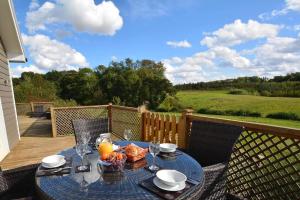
[99,152,127,172]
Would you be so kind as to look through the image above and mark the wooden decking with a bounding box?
[0,116,75,170]
[0,136,75,170]
[0,116,122,170]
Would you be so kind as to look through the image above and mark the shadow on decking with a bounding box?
[18,116,52,137]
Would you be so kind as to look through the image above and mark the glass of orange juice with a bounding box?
[98,142,113,159]
[96,133,113,159]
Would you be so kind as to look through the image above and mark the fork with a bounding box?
[40,166,72,174]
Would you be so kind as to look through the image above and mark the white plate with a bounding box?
[42,159,66,169]
[153,177,186,191]
[160,143,177,153]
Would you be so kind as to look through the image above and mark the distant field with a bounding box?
[175,90,300,129]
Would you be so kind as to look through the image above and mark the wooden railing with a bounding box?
[15,102,53,115]
[51,104,145,138]
[142,112,187,148]
[51,105,108,137]
[50,104,300,199]
[15,103,31,115]
[110,105,143,140]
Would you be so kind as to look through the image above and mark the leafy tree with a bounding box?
[59,68,102,105]
[14,73,57,102]
[97,59,175,109]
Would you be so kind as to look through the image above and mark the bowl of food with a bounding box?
[160,143,177,153]
[99,152,127,172]
[125,144,148,162]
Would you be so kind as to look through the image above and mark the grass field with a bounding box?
[175,90,300,129]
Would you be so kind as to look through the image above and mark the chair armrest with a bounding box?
[2,164,39,189]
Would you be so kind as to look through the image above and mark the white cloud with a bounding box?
[293,24,300,31]
[285,0,300,12]
[201,20,280,47]
[166,40,192,48]
[111,56,118,61]
[21,34,88,73]
[259,0,300,20]
[29,0,39,10]
[163,19,300,84]
[26,0,123,35]
[164,34,300,84]
[163,46,251,84]
[12,65,44,77]
[249,36,300,76]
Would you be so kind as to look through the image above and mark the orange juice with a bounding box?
[98,142,113,159]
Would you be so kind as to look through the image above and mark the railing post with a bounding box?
[30,102,34,112]
[108,103,113,132]
[141,111,147,141]
[50,107,57,137]
[139,104,148,141]
[178,109,193,149]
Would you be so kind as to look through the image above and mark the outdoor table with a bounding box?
[35,141,205,200]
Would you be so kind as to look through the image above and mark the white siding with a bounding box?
[0,38,19,150]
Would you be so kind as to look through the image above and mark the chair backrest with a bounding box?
[72,118,109,145]
[0,167,8,194]
[34,105,44,113]
[0,164,39,197]
[188,120,243,167]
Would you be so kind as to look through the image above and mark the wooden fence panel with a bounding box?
[142,112,183,146]
[146,112,150,141]
[15,103,31,115]
[165,115,170,143]
[155,113,159,140]
[171,115,177,144]
[110,105,142,140]
[159,114,165,142]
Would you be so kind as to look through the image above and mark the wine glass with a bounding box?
[76,144,88,171]
[81,132,91,145]
[149,139,160,171]
[81,132,91,154]
[123,129,132,141]
[79,174,89,193]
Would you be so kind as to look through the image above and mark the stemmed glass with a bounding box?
[149,139,160,171]
[80,132,91,153]
[79,174,89,193]
[76,143,88,171]
[123,129,132,141]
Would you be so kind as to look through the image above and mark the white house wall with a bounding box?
[0,38,20,153]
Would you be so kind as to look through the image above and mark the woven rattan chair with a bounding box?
[188,120,243,200]
[72,118,109,146]
[0,164,39,200]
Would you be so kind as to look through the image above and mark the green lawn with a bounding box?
[175,90,300,129]
[194,114,300,129]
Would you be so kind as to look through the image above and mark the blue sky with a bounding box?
[12,0,300,84]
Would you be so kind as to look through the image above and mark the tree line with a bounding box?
[13,59,175,109]
[175,72,300,97]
